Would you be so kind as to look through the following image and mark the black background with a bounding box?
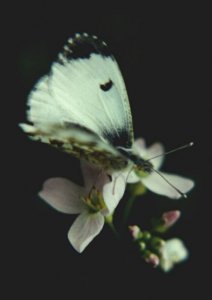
[3,4,210,299]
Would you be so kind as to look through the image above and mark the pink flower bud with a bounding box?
[129,225,140,240]
[145,253,160,268]
[162,210,181,228]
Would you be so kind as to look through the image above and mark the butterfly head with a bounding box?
[129,155,154,178]
[117,147,153,174]
[134,158,153,174]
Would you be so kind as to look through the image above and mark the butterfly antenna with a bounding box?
[147,142,194,161]
[151,167,187,198]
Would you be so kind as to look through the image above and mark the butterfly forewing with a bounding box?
[52,33,133,147]
[20,33,134,170]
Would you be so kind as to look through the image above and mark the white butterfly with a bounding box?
[20,33,152,171]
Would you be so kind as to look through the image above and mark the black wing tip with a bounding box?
[103,129,133,149]
[58,33,113,63]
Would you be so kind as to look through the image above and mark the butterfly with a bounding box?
[19,33,155,174]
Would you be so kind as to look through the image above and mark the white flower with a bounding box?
[39,161,126,253]
[159,238,189,272]
[128,138,194,199]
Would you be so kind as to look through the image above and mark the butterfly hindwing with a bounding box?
[20,123,129,170]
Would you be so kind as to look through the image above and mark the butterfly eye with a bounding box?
[100,79,113,91]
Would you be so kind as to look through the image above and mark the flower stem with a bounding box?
[105,215,120,239]
[123,183,146,225]
[123,195,136,225]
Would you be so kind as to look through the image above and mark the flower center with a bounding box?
[82,187,107,213]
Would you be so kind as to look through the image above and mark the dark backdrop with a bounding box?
[3,4,210,299]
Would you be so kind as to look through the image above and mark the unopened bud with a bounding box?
[152,210,181,233]
[151,237,165,250]
[128,225,141,240]
[142,231,151,241]
[162,210,181,228]
[129,182,146,197]
[144,251,160,268]
[139,241,146,251]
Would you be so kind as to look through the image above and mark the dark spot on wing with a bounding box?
[100,80,113,91]
[58,33,114,63]
[103,129,132,149]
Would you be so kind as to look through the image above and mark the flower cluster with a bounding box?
[39,139,194,271]
[129,210,188,272]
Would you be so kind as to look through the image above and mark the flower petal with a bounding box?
[145,142,165,170]
[133,138,147,156]
[142,171,194,199]
[160,238,189,272]
[81,160,126,215]
[102,172,126,215]
[67,211,104,253]
[39,178,86,214]
[127,170,140,183]
[80,160,101,192]
[133,139,164,170]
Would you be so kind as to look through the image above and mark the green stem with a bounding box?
[105,215,120,239]
[123,195,136,225]
[123,183,146,225]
